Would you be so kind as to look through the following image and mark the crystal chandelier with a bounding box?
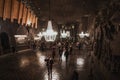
[85,32,90,37]
[79,32,85,38]
[79,32,90,38]
[43,0,57,42]
[60,30,67,38]
[43,21,57,42]
[60,30,70,38]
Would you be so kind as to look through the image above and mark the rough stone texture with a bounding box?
[111,32,120,55]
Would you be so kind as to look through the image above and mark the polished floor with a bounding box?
[0,48,119,80]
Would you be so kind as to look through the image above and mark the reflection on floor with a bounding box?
[0,49,118,80]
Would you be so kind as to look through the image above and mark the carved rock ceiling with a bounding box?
[31,0,111,23]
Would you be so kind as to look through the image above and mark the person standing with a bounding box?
[64,48,69,63]
[69,45,73,55]
[52,44,56,59]
[58,46,63,61]
[45,58,50,75]
[11,46,16,53]
[49,58,54,79]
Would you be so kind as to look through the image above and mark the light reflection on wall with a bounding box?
[44,69,59,80]
[36,52,46,67]
[20,57,29,68]
[77,58,84,68]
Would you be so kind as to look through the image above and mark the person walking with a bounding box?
[45,58,50,75]
[64,48,69,63]
[49,58,54,78]
[52,45,56,59]
[69,45,73,55]
[58,46,63,61]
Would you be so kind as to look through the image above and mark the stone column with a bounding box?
[11,0,19,22]
[18,1,24,24]
[31,11,34,28]
[3,0,12,21]
[32,14,35,27]
[35,17,38,29]
[0,0,4,19]
[26,8,31,26]
[22,5,27,26]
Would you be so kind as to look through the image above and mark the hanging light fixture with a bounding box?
[79,31,90,38]
[79,15,90,38]
[34,32,43,40]
[60,30,70,38]
[43,0,57,42]
[85,32,90,37]
[79,32,85,38]
[66,31,70,37]
[60,30,67,38]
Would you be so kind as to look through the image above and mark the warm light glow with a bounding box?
[66,31,70,37]
[77,58,84,66]
[14,35,27,43]
[14,35,27,38]
[36,52,46,67]
[77,58,85,70]
[27,20,31,26]
[43,20,57,42]
[60,30,67,38]
[79,32,85,38]
[20,57,29,68]
[17,37,25,40]
[37,32,43,40]
[44,69,59,80]
[60,30,70,38]
[72,25,74,29]
[34,37,40,40]
[79,32,90,38]
[85,32,90,37]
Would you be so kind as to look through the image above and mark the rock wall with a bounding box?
[92,0,120,75]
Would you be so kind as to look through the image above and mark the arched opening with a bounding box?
[0,32,10,51]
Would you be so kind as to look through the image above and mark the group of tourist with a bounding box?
[31,40,90,80]
[44,41,79,80]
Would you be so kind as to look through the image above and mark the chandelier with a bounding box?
[43,21,57,42]
[60,30,70,38]
[79,32,90,38]
[43,0,57,42]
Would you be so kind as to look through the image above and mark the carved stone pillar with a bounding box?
[31,11,34,28]
[0,0,4,19]
[18,1,24,24]
[32,14,35,27]
[22,5,27,26]
[3,0,12,20]
[35,17,38,29]
[26,8,31,26]
[11,0,19,22]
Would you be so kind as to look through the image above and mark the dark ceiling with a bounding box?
[23,0,119,24]
[31,0,111,23]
